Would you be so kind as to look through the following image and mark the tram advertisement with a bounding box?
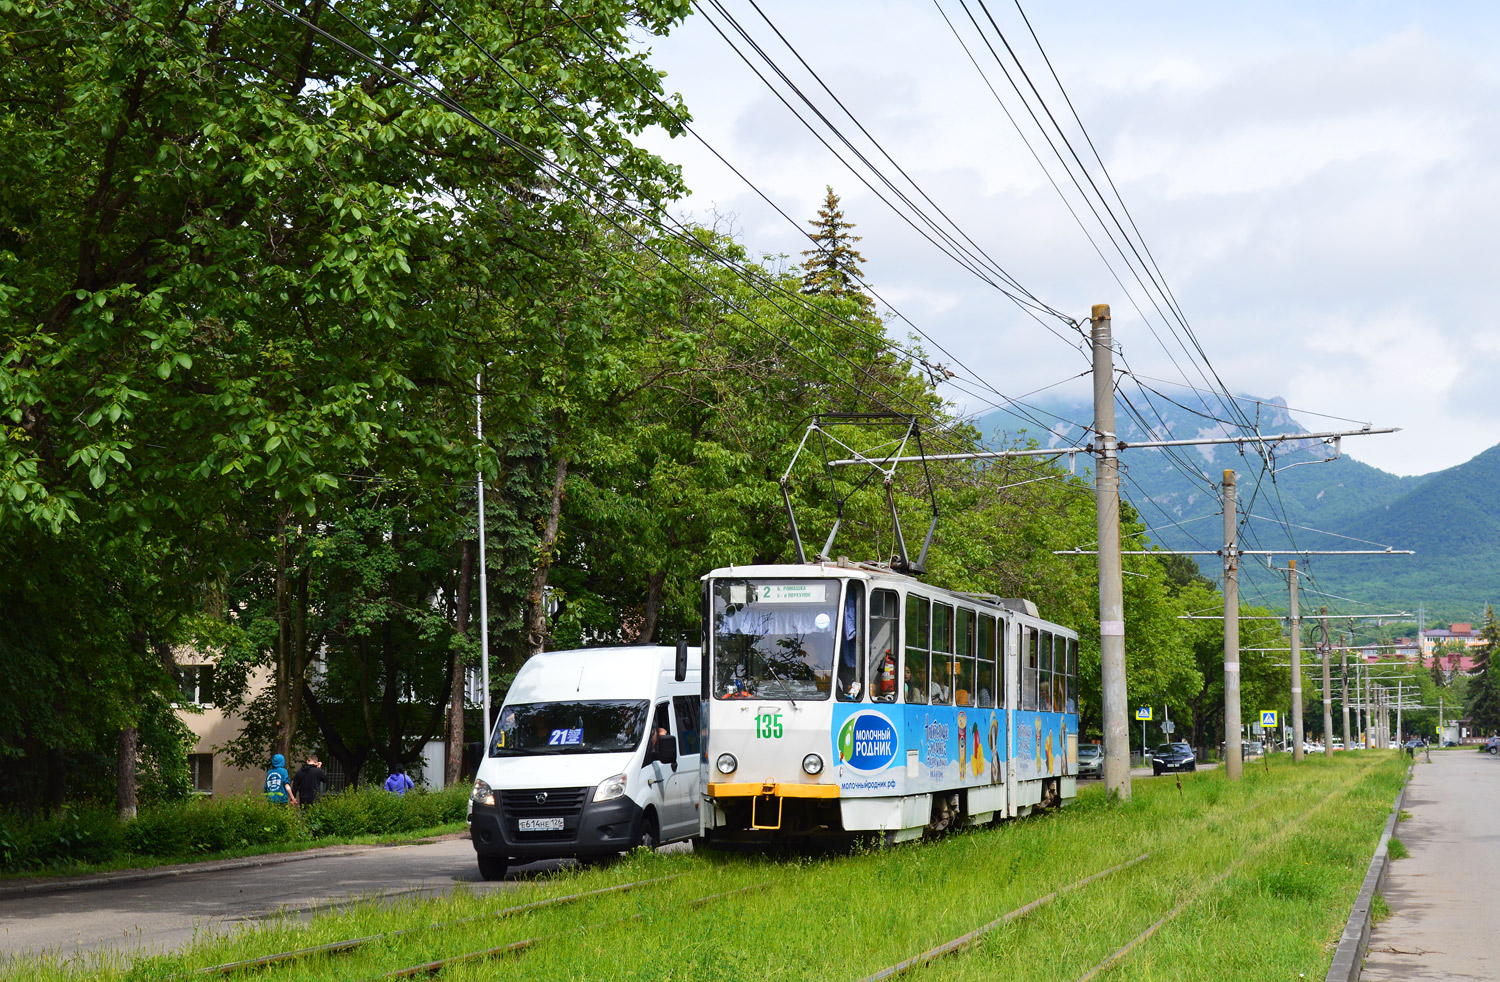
[830,704,1009,796]
[1012,711,1079,781]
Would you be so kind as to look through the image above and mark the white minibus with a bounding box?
[468,643,701,880]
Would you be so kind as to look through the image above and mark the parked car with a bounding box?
[1151,742,1196,776]
[1077,743,1104,778]
[1484,736,1500,756]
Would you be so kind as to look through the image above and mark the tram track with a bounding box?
[1070,757,1386,982]
[176,873,684,978]
[369,882,765,980]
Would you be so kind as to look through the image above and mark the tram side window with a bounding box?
[904,594,930,705]
[931,603,954,705]
[1038,630,1054,712]
[1022,628,1037,711]
[1066,637,1078,713]
[996,617,1007,704]
[976,615,995,708]
[869,589,899,704]
[836,581,866,703]
[1053,635,1067,713]
[955,609,975,706]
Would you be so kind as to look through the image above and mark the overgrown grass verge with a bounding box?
[0,786,469,880]
[0,752,1405,982]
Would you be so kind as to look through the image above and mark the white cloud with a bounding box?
[635,1,1500,478]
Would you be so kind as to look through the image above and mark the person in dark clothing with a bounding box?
[290,755,327,808]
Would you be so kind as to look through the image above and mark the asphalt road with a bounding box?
[0,836,564,964]
[1363,749,1500,981]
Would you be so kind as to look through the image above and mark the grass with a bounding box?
[0,752,1406,982]
[1387,836,1409,860]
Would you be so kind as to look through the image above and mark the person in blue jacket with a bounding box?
[263,753,291,803]
[384,764,415,795]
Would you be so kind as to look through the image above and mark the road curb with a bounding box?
[1324,763,1410,982]
[0,831,470,900]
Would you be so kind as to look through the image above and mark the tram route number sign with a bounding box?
[1135,707,1153,721]
[1261,710,1278,728]
[755,710,784,739]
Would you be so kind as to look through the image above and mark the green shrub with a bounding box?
[123,795,307,857]
[303,784,468,839]
[0,809,125,870]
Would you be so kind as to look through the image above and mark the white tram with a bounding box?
[699,560,1079,845]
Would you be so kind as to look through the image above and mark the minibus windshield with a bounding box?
[712,578,837,701]
[490,700,650,757]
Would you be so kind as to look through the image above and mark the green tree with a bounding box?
[1467,606,1500,735]
[800,187,871,306]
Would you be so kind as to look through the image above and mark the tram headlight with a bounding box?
[802,753,824,776]
[471,778,494,807]
[716,753,738,775]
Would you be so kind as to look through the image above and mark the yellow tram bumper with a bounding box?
[706,781,839,831]
[707,781,841,799]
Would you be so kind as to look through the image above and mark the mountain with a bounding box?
[1314,445,1500,616]
[974,391,1496,618]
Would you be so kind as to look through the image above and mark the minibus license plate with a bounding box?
[518,817,564,832]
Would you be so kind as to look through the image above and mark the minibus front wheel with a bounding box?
[477,854,508,881]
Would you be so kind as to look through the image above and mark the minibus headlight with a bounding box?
[593,773,628,802]
[802,754,824,775]
[471,778,494,807]
[716,753,738,775]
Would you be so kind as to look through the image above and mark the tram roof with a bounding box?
[701,562,1055,626]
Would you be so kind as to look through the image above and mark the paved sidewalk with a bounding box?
[1362,750,1500,981]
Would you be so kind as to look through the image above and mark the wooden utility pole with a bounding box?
[1093,305,1131,801]
[1289,559,1303,762]
[1223,469,1242,780]
[1320,609,1334,758]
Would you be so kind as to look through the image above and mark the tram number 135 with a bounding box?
[755,711,784,739]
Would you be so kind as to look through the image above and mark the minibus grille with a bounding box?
[499,787,590,841]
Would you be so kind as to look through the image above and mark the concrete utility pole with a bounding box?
[1223,469,1243,780]
[476,373,492,751]
[1320,609,1334,757]
[1092,305,1131,801]
[1341,639,1351,750]
[1290,560,1303,762]
[1396,681,1404,744]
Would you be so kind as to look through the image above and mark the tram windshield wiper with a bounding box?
[761,657,798,708]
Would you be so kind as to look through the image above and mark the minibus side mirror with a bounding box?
[674,638,688,683]
[659,736,678,770]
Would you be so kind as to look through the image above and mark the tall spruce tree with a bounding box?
[1468,606,1500,735]
[800,186,871,306]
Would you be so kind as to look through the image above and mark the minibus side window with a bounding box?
[836,581,866,702]
[673,696,701,756]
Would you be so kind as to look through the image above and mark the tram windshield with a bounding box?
[711,578,839,701]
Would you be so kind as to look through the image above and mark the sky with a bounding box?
[631,0,1500,477]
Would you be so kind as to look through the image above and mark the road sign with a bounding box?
[1161,720,1175,734]
[1260,710,1278,727]
[1135,707,1153,721]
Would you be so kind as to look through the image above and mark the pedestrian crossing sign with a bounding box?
[1135,707,1152,721]
[1260,710,1278,727]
